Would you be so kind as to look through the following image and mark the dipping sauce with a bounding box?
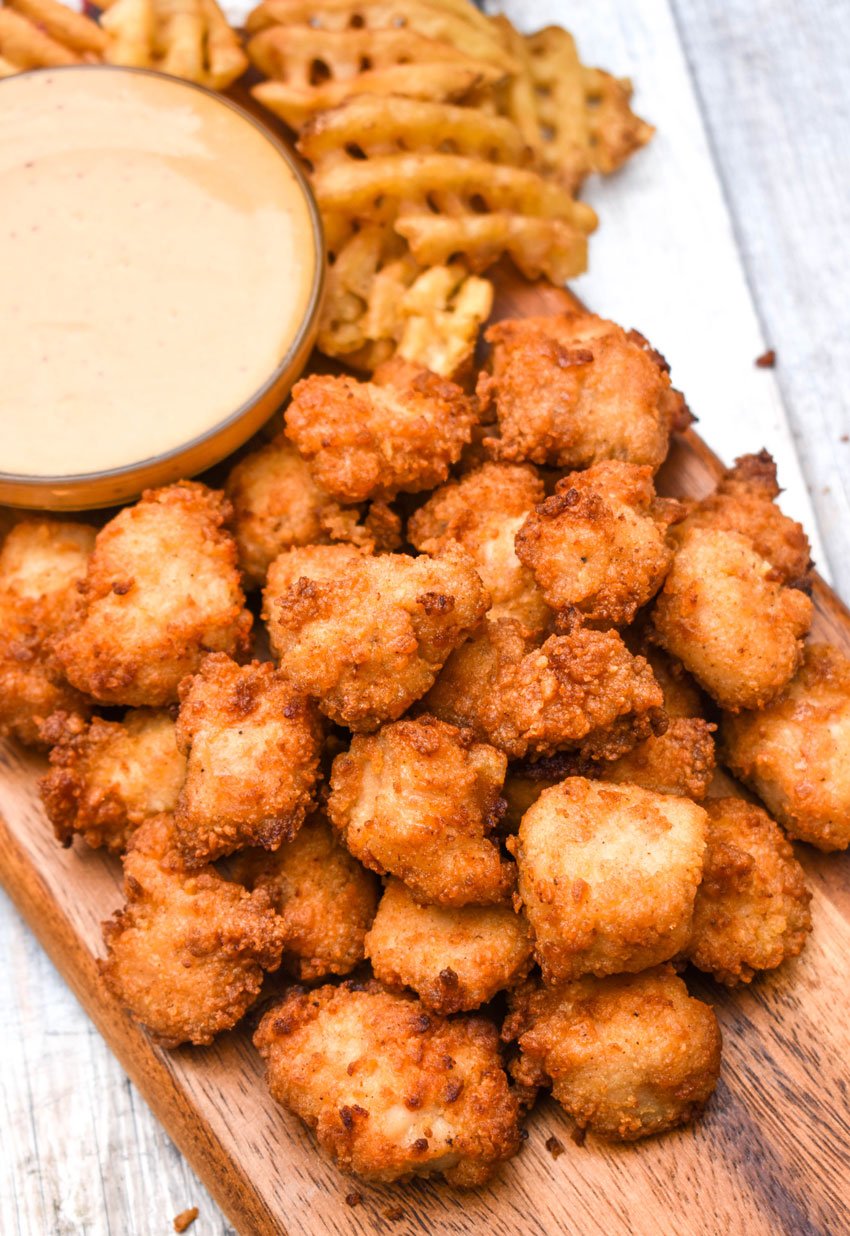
[0,66,321,503]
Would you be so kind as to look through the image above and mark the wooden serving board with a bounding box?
[2,271,850,1236]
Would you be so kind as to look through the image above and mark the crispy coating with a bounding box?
[284,359,478,504]
[479,315,688,471]
[424,617,665,760]
[407,462,550,633]
[640,645,708,719]
[688,797,812,985]
[672,451,812,588]
[328,715,513,907]
[651,528,812,712]
[231,812,379,982]
[263,544,489,731]
[100,815,286,1047]
[504,966,721,1140]
[54,483,253,707]
[598,717,716,799]
[225,433,399,587]
[254,981,521,1186]
[173,654,323,866]
[39,709,186,853]
[511,778,707,982]
[0,519,95,746]
[366,878,533,1014]
[515,461,682,625]
[720,642,850,851]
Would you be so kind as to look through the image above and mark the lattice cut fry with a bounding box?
[101,0,246,88]
[317,222,409,368]
[300,96,596,284]
[397,264,493,378]
[0,2,104,71]
[492,17,653,190]
[250,26,503,130]
[245,0,517,73]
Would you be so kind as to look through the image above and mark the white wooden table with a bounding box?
[2,2,849,1232]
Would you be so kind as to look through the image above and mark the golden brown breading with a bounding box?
[54,483,253,708]
[231,812,379,982]
[0,519,96,746]
[479,314,688,471]
[688,797,812,984]
[225,433,400,588]
[365,878,533,1014]
[510,778,707,982]
[100,815,286,1047]
[424,617,665,760]
[651,528,812,712]
[173,654,323,866]
[254,981,521,1186]
[503,966,721,1141]
[514,461,682,625]
[39,709,186,853]
[720,642,850,851]
[263,544,489,731]
[407,462,550,633]
[672,451,812,588]
[598,717,716,799]
[328,715,513,907]
[284,359,478,504]
[640,645,708,719]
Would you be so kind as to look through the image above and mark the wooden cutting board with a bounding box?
[2,268,849,1236]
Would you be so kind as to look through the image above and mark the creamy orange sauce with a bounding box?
[0,67,318,477]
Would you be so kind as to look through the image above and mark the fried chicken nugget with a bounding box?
[688,797,812,985]
[503,966,721,1141]
[39,709,186,853]
[231,812,379,981]
[479,315,688,471]
[328,715,513,907]
[366,878,533,1014]
[263,543,489,731]
[651,528,812,712]
[173,654,322,866]
[225,433,400,588]
[511,778,707,982]
[254,981,522,1186]
[54,483,253,707]
[285,359,478,505]
[407,462,550,633]
[424,616,665,760]
[514,461,682,625]
[672,451,812,588]
[100,814,286,1047]
[0,519,95,746]
[720,642,850,851]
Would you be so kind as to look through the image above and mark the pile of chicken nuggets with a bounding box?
[4,309,848,1190]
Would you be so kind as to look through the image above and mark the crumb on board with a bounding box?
[173,1208,199,1233]
[345,1191,362,1207]
[383,1204,405,1221]
[571,1126,588,1147]
[755,349,777,368]
[545,1135,565,1159]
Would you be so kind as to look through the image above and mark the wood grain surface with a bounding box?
[2,269,850,1236]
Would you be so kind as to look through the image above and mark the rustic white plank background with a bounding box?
[2,1,849,1232]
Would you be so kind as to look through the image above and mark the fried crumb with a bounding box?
[755,349,776,368]
[173,1208,198,1233]
[383,1205,405,1220]
[545,1134,565,1159]
[345,1191,362,1207]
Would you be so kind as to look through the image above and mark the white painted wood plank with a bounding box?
[484,0,832,584]
[669,0,850,595]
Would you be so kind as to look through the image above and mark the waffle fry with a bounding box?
[493,17,654,190]
[0,0,106,72]
[245,0,517,74]
[101,0,247,88]
[249,26,504,131]
[299,96,596,284]
[396,264,493,378]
